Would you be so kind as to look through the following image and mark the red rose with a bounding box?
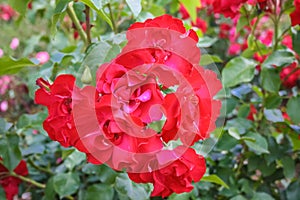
[128,146,206,198]
[280,62,300,88]
[71,86,163,169]
[35,75,80,147]
[128,14,198,42]
[212,0,247,18]
[290,0,300,26]
[0,160,28,200]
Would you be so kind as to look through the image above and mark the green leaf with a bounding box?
[281,156,295,179]
[0,56,36,76]
[287,96,300,124]
[43,178,56,200]
[79,0,113,29]
[244,132,269,155]
[231,195,247,200]
[169,192,191,200]
[53,173,80,198]
[260,68,281,93]
[126,0,142,17]
[238,104,250,118]
[64,150,86,170]
[262,50,295,68]
[286,180,300,200]
[236,15,248,34]
[51,0,71,36]
[292,30,300,55]
[80,41,120,85]
[0,187,6,200]
[265,94,282,109]
[228,127,241,140]
[115,173,151,200]
[1,134,22,171]
[251,192,274,200]
[200,54,223,66]
[85,184,114,200]
[8,0,31,15]
[179,0,201,22]
[222,57,256,88]
[201,175,229,189]
[197,36,217,47]
[264,109,284,123]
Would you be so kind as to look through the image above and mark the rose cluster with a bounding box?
[182,0,300,88]
[35,15,222,197]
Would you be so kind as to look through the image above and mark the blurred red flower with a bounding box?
[0,160,28,200]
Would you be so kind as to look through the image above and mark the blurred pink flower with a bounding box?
[32,130,39,134]
[0,101,8,112]
[0,48,3,58]
[0,75,11,95]
[36,51,50,64]
[10,38,19,50]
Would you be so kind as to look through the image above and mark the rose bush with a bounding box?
[0,0,300,199]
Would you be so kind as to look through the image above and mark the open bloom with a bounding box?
[35,74,80,147]
[128,147,206,197]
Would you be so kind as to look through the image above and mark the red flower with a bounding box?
[179,5,190,19]
[0,160,28,200]
[247,104,257,121]
[280,62,300,88]
[128,14,198,42]
[212,0,247,18]
[128,147,206,198]
[0,4,16,21]
[290,0,300,26]
[192,18,208,33]
[34,75,80,147]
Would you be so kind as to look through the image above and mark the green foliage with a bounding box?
[1,0,300,199]
[0,56,37,75]
[222,57,257,87]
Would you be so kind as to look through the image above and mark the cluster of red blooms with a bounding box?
[0,160,28,200]
[0,4,16,21]
[35,15,222,197]
[180,0,300,88]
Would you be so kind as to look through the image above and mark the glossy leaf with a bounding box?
[287,96,300,124]
[222,57,256,88]
[201,175,229,189]
[0,56,36,76]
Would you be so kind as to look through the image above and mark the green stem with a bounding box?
[107,3,117,33]
[85,5,92,45]
[10,172,46,189]
[244,5,263,56]
[66,2,88,45]
[28,158,54,175]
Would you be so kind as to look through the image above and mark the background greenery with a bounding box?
[0,0,300,199]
